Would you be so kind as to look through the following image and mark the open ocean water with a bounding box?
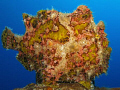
[0,0,120,90]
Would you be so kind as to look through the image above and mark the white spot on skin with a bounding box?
[34,42,42,55]
[51,13,56,18]
[23,19,26,22]
[50,12,58,19]
[61,45,64,50]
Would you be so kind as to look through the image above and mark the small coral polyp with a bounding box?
[1,5,111,89]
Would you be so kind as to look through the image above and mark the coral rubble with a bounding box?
[1,5,112,90]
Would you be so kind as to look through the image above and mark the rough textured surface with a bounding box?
[14,83,120,90]
[2,5,112,90]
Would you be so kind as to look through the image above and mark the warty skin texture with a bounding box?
[1,5,111,89]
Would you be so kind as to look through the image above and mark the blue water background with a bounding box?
[0,0,119,90]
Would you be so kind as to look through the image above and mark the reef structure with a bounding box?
[2,5,111,90]
[14,83,120,90]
